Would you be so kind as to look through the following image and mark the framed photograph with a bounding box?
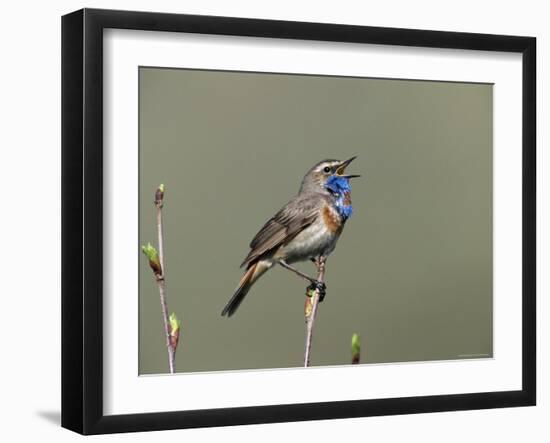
[61,8,536,435]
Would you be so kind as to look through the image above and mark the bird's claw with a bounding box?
[306,281,327,302]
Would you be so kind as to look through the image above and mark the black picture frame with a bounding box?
[62,8,536,435]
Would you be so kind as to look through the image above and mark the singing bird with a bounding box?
[221,157,359,317]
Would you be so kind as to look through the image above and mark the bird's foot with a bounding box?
[306,281,327,302]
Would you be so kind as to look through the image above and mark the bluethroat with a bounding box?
[221,157,359,317]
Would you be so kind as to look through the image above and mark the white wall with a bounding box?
[0,1,545,441]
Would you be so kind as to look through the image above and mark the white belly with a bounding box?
[278,219,340,263]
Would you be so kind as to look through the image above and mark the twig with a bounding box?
[154,184,175,374]
[142,185,177,373]
[304,256,327,367]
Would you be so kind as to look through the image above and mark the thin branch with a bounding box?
[304,256,327,367]
[142,184,177,374]
[154,184,175,374]
[156,275,175,374]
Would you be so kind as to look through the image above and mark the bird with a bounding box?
[221,157,360,317]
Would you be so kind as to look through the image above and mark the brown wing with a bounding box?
[240,195,321,268]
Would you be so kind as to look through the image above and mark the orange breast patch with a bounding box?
[343,191,351,206]
[323,206,343,233]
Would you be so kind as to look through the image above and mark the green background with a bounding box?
[139,67,493,374]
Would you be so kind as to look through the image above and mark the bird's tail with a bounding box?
[221,260,271,317]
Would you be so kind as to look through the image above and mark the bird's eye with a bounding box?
[323,166,331,173]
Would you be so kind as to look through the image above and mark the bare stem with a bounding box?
[304,256,327,367]
[155,188,175,374]
[156,275,175,373]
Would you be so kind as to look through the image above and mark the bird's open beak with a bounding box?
[336,156,360,178]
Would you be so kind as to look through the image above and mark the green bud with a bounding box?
[169,312,181,335]
[141,242,158,261]
[141,242,162,275]
[169,312,181,351]
[351,333,361,364]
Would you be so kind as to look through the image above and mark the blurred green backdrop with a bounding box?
[139,67,493,374]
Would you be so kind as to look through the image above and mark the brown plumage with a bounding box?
[240,193,323,269]
[221,261,271,317]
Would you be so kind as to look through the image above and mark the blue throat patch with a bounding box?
[325,175,353,220]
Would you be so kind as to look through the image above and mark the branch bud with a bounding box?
[169,312,181,351]
[351,333,361,364]
[141,242,162,276]
[304,296,313,319]
[155,183,165,206]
